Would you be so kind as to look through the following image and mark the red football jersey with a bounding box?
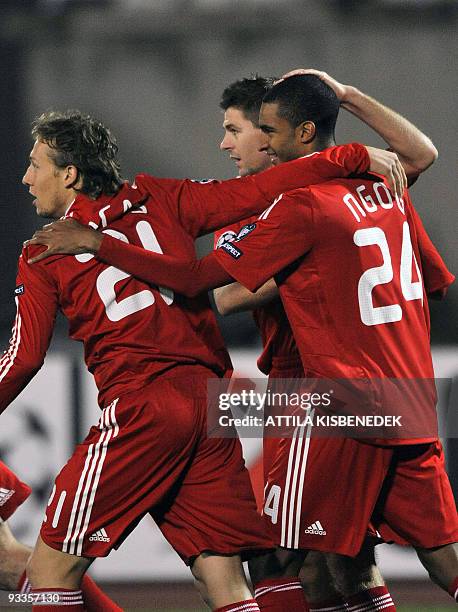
[213,192,452,377]
[215,176,454,442]
[214,219,301,375]
[0,144,369,412]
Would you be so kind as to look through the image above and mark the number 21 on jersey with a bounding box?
[76,220,174,322]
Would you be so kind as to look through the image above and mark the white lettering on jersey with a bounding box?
[343,182,405,223]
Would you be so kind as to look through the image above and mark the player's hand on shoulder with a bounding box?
[278,68,349,102]
[365,146,407,199]
[24,218,103,264]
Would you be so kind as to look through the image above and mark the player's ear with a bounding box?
[64,165,82,190]
[297,121,316,144]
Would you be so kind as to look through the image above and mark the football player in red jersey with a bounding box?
[217,75,458,608]
[30,76,458,608]
[214,73,450,611]
[0,111,393,612]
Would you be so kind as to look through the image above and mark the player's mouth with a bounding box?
[268,153,279,165]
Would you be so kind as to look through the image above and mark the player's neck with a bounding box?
[310,137,336,154]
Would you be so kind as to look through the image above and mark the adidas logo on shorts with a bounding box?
[89,528,110,542]
[304,520,326,536]
[0,488,14,506]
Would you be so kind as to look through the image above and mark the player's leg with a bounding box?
[324,537,395,611]
[255,373,313,610]
[248,548,310,611]
[12,532,120,611]
[152,369,274,611]
[27,533,91,588]
[259,430,393,611]
[25,536,89,611]
[0,519,31,590]
[27,387,197,611]
[415,542,458,600]
[27,534,128,612]
[191,552,256,610]
[300,551,344,610]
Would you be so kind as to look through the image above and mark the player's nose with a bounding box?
[258,132,269,152]
[220,133,233,151]
[22,168,32,186]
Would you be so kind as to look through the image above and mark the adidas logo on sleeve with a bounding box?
[304,520,326,536]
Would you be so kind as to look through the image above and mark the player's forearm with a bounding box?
[97,235,232,297]
[214,279,278,315]
[341,87,438,176]
[0,259,57,415]
[0,317,46,415]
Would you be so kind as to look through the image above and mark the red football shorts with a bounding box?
[263,432,458,556]
[41,366,272,563]
[0,461,31,521]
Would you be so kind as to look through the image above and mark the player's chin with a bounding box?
[35,207,53,220]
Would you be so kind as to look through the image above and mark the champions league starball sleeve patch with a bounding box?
[14,285,25,296]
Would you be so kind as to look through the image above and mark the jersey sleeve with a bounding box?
[214,190,315,292]
[409,205,455,297]
[0,250,58,415]
[139,143,368,238]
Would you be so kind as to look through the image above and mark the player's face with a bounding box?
[22,140,75,219]
[220,107,271,176]
[259,102,304,164]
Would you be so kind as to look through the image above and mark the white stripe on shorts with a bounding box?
[280,411,314,548]
[62,399,119,555]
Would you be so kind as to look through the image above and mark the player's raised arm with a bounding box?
[0,253,58,415]
[281,68,438,178]
[139,143,405,238]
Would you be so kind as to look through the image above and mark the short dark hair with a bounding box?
[220,76,275,126]
[32,110,123,199]
[263,74,340,142]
